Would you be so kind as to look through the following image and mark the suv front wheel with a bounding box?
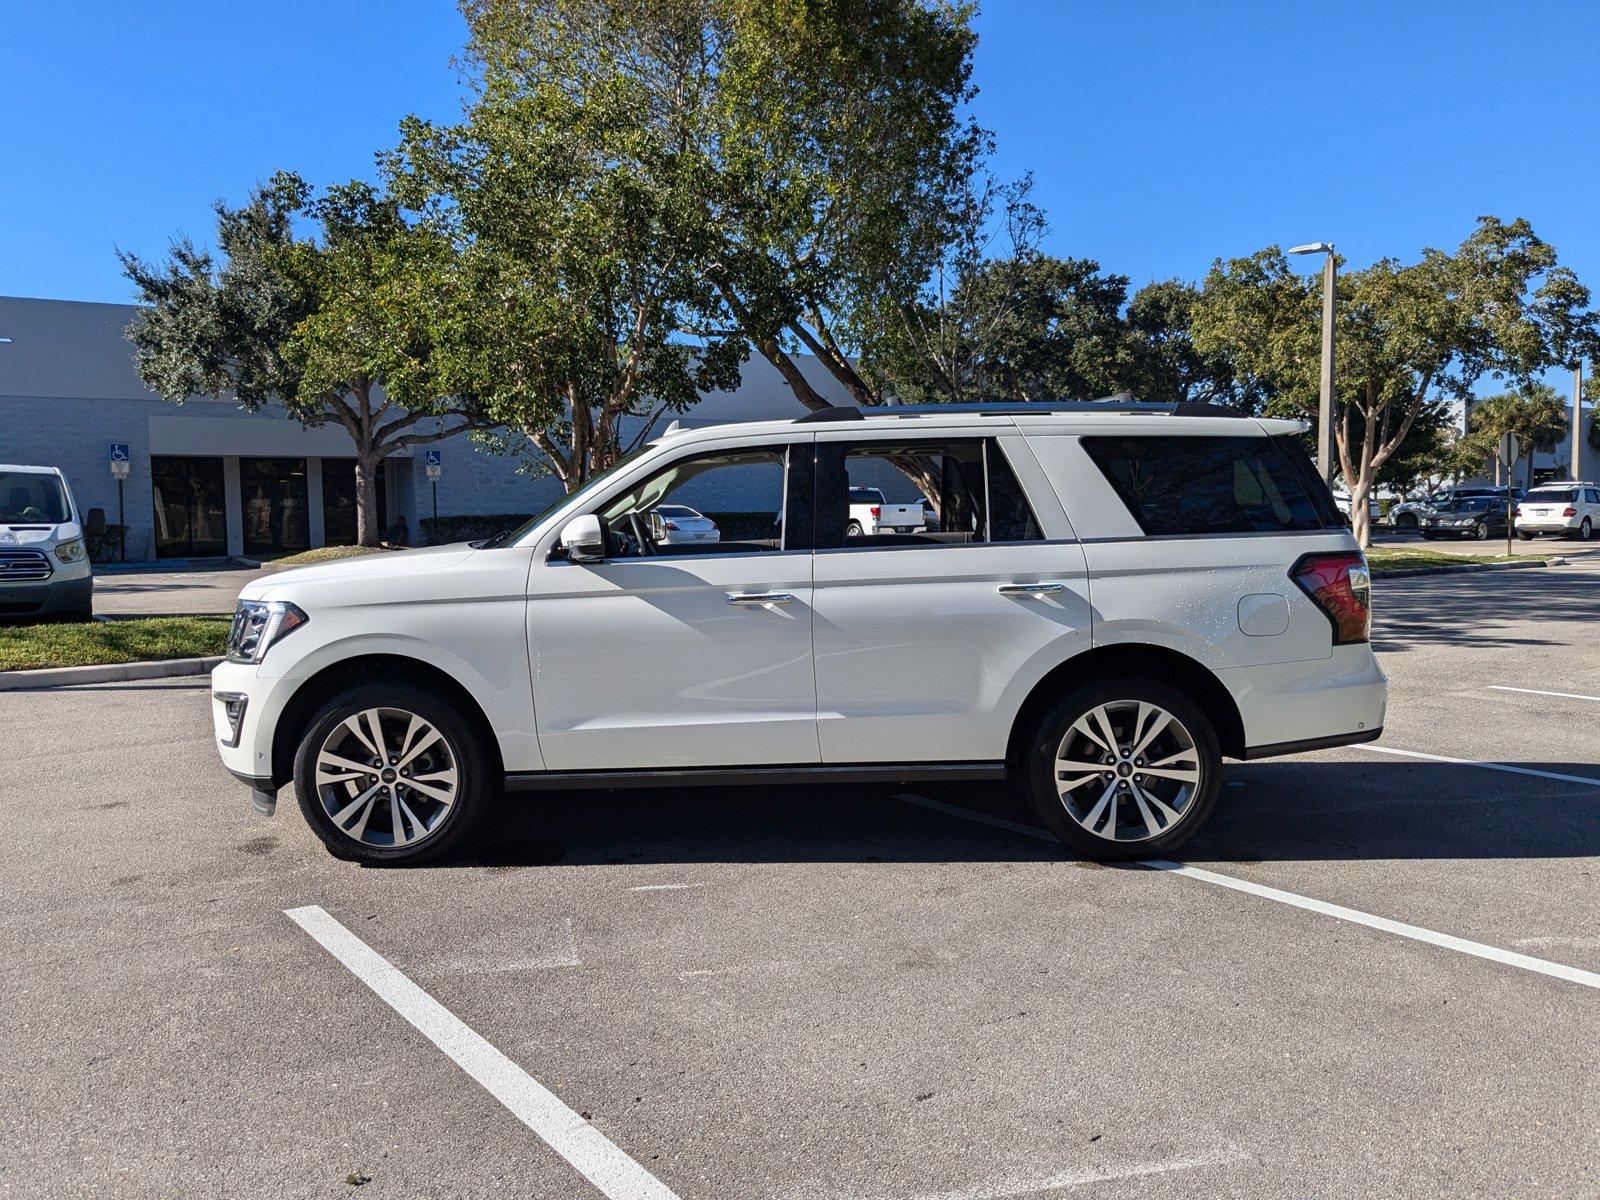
[1021,679,1221,860]
[293,682,493,865]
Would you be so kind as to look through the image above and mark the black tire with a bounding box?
[1019,678,1222,861]
[1517,530,1534,541]
[1396,512,1418,530]
[845,520,863,538]
[1474,522,1490,540]
[1581,518,1593,542]
[293,681,495,865]
[1420,531,1435,540]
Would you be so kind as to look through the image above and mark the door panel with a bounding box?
[529,553,819,769]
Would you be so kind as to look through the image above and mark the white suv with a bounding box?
[1515,481,1600,540]
[212,403,1386,864]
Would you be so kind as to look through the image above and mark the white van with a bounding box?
[0,465,93,620]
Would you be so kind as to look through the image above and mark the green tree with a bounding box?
[1193,217,1598,546]
[1462,388,1566,551]
[121,174,500,545]
[390,0,745,491]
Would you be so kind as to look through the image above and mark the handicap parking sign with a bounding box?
[109,443,131,478]
[425,450,442,467]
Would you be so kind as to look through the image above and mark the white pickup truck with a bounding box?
[846,486,925,536]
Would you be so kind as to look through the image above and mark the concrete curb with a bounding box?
[0,656,223,692]
[1374,558,1557,580]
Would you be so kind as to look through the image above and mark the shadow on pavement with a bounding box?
[437,755,1600,868]
[1372,567,1597,654]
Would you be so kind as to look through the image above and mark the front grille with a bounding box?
[0,549,53,582]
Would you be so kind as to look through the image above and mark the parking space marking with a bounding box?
[285,905,680,1200]
[1489,684,1600,704]
[895,795,1600,994]
[1358,744,1600,786]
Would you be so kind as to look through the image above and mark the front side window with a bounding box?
[0,472,70,524]
[594,446,790,556]
[816,438,1042,548]
[1082,435,1332,536]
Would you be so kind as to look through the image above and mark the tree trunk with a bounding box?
[355,454,383,547]
[1349,475,1373,549]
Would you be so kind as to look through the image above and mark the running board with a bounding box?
[504,761,1007,791]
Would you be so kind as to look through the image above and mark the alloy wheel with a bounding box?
[1053,700,1201,842]
[313,707,459,848]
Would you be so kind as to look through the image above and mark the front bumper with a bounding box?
[211,659,300,802]
[0,572,92,618]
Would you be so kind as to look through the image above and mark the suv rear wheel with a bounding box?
[1021,679,1221,860]
[292,682,494,865]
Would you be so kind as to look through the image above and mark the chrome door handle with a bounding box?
[726,592,795,606]
[997,582,1066,595]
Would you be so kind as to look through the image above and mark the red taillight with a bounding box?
[1564,507,1578,518]
[663,521,680,531]
[1514,505,1522,517]
[1291,552,1371,645]
[869,505,881,518]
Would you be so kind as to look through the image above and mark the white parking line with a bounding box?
[1489,684,1600,704]
[285,905,680,1200]
[1357,744,1600,787]
[895,795,1600,994]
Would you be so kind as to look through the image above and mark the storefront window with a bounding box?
[240,458,309,557]
[151,457,228,558]
[321,459,387,545]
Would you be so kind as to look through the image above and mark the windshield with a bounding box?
[478,446,655,549]
[1449,497,1494,511]
[1526,488,1577,504]
[0,472,70,524]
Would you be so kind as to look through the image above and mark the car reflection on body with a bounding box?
[648,504,721,545]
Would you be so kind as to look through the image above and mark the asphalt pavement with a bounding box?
[3,562,1599,1198]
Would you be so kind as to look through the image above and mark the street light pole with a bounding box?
[1290,243,1337,485]
[1574,362,1584,481]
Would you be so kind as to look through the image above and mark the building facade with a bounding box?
[1,296,845,561]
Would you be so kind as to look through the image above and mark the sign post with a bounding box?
[425,450,442,529]
[108,443,130,562]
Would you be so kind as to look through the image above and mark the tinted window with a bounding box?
[1082,436,1331,536]
[1526,488,1578,504]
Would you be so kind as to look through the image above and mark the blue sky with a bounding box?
[4,1,1598,308]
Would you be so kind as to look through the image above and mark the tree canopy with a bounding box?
[121,172,501,544]
[1191,217,1598,544]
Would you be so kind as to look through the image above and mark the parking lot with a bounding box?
[4,563,1599,1199]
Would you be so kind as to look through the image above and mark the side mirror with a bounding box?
[559,514,606,563]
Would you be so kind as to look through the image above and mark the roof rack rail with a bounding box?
[792,398,1245,423]
[794,405,866,423]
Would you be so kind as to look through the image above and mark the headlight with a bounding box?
[227,600,309,664]
[54,537,85,564]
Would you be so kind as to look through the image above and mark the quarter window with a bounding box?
[1082,435,1331,536]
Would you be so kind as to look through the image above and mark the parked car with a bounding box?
[1419,494,1510,540]
[1514,482,1600,540]
[1332,491,1382,522]
[1390,485,1521,530]
[0,463,93,620]
[647,504,720,546]
[846,486,924,536]
[212,401,1385,865]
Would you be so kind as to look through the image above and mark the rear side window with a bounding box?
[1081,435,1333,536]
